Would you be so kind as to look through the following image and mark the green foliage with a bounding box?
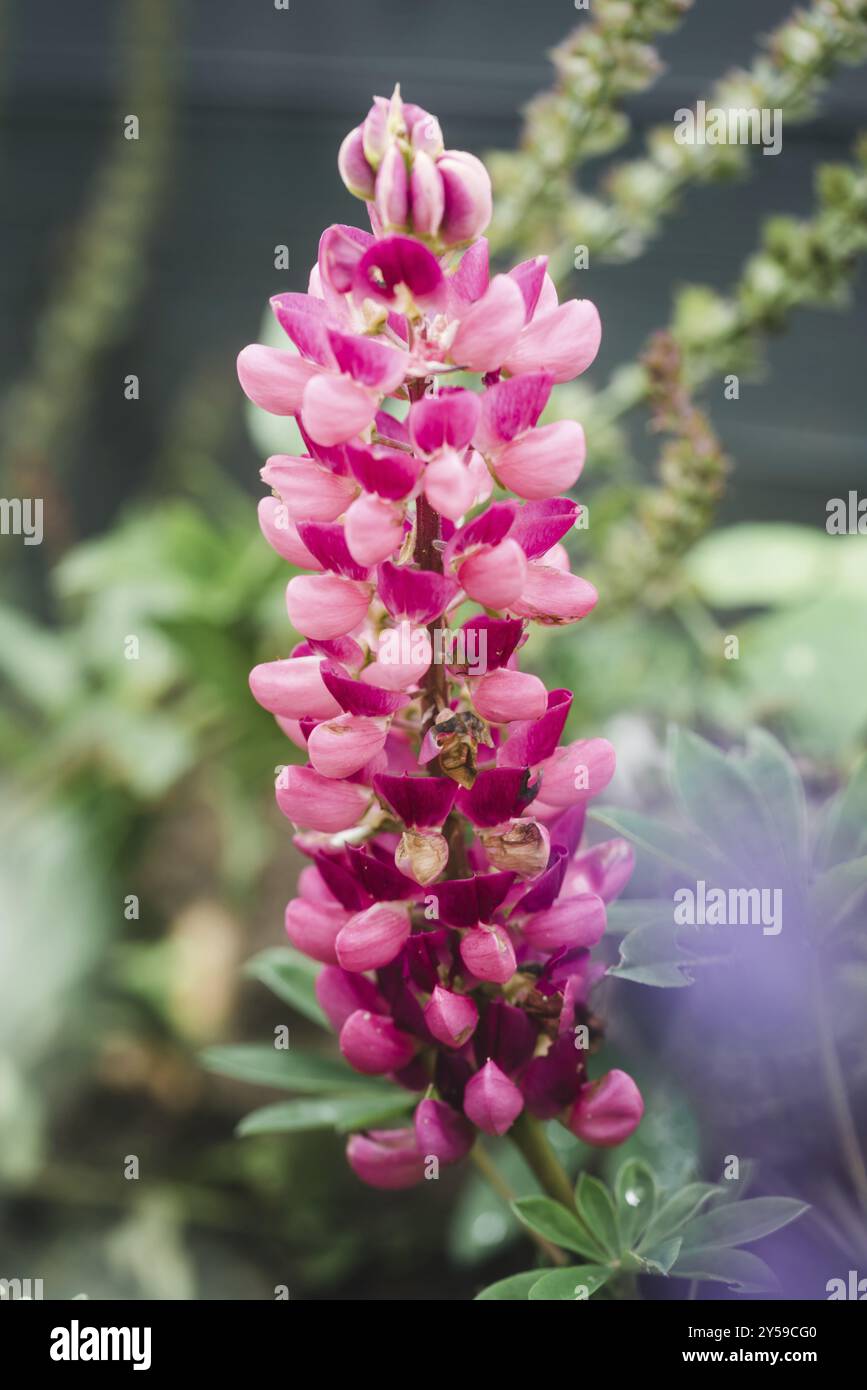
[594,727,867,987]
[476,1161,807,1299]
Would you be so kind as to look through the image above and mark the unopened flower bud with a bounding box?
[340,1009,417,1075]
[336,903,411,972]
[568,1069,644,1147]
[423,984,479,1048]
[463,1059,524,1136]
[414,1097,474,1163]
[346,1128,425,1189]
[459,924,517,984]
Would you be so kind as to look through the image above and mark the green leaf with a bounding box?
[637,1237,682,1275]
[809,856,867,934]
[671,1246,780,1292]
[528,1265,613,1301]
[614,1159,658,1249]
[201,1044,370,1094]
[686,524,830,610]
[575,1174,621,1256]
[638,1182,721,1252]
[605,899,677,936]
[814,754,867,868]
[590,806,714,879]
[669,728,778,877]
[511,1196,608,1261]
[474,1271,542,1301]
[742,729,807,881]
[679,1196,808,1250]
[245,948,327,1028]
[237,1091,414,1136]
[609,916,706,988]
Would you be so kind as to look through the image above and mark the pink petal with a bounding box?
[237,345,321,415]
[504,299,602,383]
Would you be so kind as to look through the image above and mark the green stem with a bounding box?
[469,1144,566,1267]
[509,1113,579,1214]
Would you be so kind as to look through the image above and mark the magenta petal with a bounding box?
[284,897,348,964]
[374,773,458,829]
[523,1037,582,1120]
[414,1098,474,1164]
[313,851,372,912]
[424,986,479,1050]
[509,256,548,321]
[276,766,370,832]
[474,372,553,454]
[515,846,569,914]
[463,1059,523,1136]
[353,234,446,310]
[456,767,535,828]
[325,328,407,393]
[409,387,481,457]
[447,237,490,317]
[434,871,515,928]
[377,560,459,624]
[340,1008,417,1074]
[509,498,580,560]
[566,839,635,903]
[474,998,536,1074]
[318,223,374,294]
[346,442,422,499]
[345,844,417,901]
[320,661,406,716]
[336,904,412,973]
[521,893,607,952]
[315,964,384,1031]
[548,805,588,858]
[444,501,516,562]
[568,1069,644,1147]
[270,293,334,365]
[459,924,517,984]
[346,1129,426,1190]
[497,689,573,768]
[296,521,369,580]
[455,616,525,673]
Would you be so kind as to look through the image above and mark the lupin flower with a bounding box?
[239,92,642,1197]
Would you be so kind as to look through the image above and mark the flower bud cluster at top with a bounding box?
[237,86,643,1189]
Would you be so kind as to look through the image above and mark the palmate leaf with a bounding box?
[511,1197,608,1262]
[670,1246,779,1293]
[668,727,781,878]
[809,855,867,934]
[608,914,707,988]
[591,806,719,880]
[814,752,867,868]
[677,1196,808,1250]
[474,1271,543,1301]
[637,1182,722,1253]
[528,1265,613,1301]
[236,1090,414,1136]
[245,947,327,1028]
[741,729,808,885]
[575,1174,620,1257]
[614,1159,659,1249]
[201,1044,368,1094]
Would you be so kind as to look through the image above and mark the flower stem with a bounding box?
[509,1113,578,1213]
[469,1144,567,1267]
